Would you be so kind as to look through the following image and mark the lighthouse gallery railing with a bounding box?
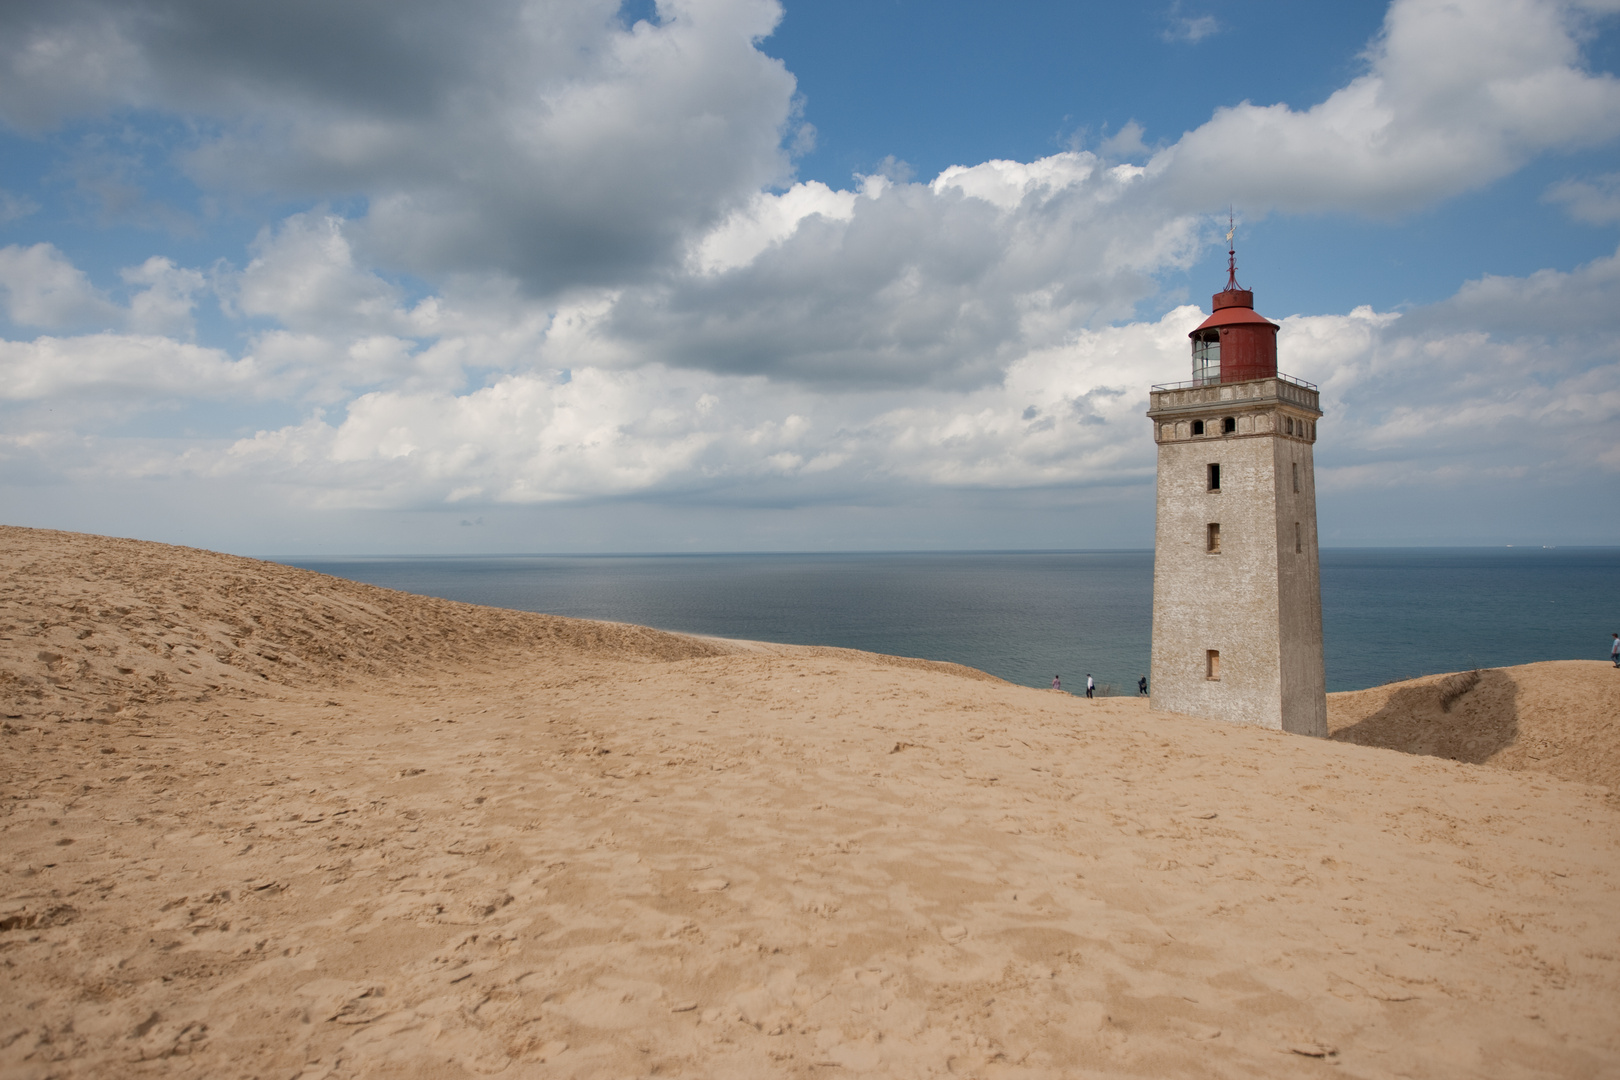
[1150,371,1318,393]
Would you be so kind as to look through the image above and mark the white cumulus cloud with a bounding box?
[1544,171,1620,223]
[0,333,253,401]
[1150,0,1620,214]
[0,243,122,330]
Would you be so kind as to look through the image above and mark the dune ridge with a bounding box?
[1330,661,1620,795]
[2,527,1618,1079]
[1,528,997,731]
[2,527,728,717]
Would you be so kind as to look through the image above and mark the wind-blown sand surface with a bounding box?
[2,527,1617,1079]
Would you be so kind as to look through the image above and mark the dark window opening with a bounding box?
[1295,521,1303,554]
[1206,650,1221,680]
[1206,522,1221,553]
[1292,462,1299,493]
[1221,416,1236,434]
[1286,416,1294,435]
[1207,463,1221,491]
[1191,420,1205,436]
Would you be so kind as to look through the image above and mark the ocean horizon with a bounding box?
[282,546,1619,695]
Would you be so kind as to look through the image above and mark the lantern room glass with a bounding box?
[1192,332,1220,385]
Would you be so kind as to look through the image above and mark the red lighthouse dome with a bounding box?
[1188,242,1278,385]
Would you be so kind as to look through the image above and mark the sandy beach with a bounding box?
[3,526,1617,1079]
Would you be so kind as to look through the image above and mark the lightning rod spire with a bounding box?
[1225,209,1239,291]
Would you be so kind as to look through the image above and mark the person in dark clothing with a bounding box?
[1138,675,1148,696]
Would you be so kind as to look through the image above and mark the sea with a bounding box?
[282,548,1618,694]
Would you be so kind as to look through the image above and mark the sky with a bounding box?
[0,0,1617,556]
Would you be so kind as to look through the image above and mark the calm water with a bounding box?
[283,548,1618,693]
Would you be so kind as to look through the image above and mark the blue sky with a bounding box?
[1,0,1617,554]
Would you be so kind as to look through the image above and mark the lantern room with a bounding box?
[1188,251,1279,385]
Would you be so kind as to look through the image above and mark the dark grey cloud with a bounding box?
[0,0,547,126]
[601,167,1193,388]
[0,0,800,294]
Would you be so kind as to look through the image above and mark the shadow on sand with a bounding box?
[1330,668,1520,765]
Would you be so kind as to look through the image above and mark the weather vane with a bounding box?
[1225,208,1239,291]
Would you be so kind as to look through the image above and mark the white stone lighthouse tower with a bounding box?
[1146,244,1326,736]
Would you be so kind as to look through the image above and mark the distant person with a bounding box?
[1085,674,1095,700]
[1052,674,1061,690]
[1612,633,1619,668]
[1138,676,1148,697]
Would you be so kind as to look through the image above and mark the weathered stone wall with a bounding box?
[1271,437,1327,736]
[1150,435,1285,728]
[1147,379,1325,736]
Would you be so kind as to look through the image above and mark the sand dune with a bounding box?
[3,526,1618,1079]
[1330,661,1620,794]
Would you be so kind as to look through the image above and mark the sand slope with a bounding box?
[3,527,1618,1080]
[1329,661,1620,794]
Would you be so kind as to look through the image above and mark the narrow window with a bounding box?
[1295,521,1302,554]
[1292,462,1299,493]
[1206,522,1221,553]
[1206,650,1221,680]
[1191,419,1205,436]
[1221,416,1236,434]
[1207,463,1221,491]
[1286,416,1294,435]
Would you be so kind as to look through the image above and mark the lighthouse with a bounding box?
[1145,242,1326,736]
